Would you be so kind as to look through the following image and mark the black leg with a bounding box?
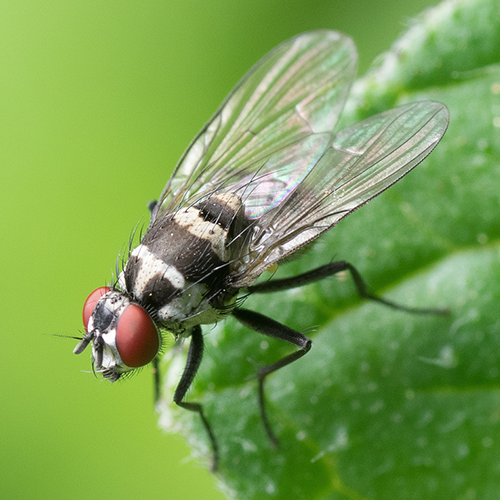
[232,308,312,447]
[173,326,219,472]
[147,199,158,217]
[248,260,448,315]
[152,356,160,404]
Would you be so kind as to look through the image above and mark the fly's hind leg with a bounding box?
[236,261,447,448]
[248,260,448,315]
[232,308,312,447]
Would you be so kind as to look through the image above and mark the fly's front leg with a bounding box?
[232,308,312,448]
[173,326,219,471]
[248,260,448,315]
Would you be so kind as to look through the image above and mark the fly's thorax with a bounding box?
[120,192,247,331]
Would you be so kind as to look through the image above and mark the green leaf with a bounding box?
[158,0,500,498]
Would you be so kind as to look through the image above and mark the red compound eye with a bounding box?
[116,304,159,368]
[83,287,111,331]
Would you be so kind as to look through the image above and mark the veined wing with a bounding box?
[153,30,357,219]
[230,101,449,287]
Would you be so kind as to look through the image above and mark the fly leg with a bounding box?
[152,356,160,404]
[148,200,158,220]
[232,308,312,447]
[173,326,219,471]
[248,260,448,315]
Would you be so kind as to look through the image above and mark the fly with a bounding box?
[74,30,449,471]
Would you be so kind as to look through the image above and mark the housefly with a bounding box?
[74,30,449,470]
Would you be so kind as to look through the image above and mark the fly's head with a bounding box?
[74,287,160,381]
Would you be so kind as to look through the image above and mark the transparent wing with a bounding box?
[231,101,449,286]
[153,30,357,219]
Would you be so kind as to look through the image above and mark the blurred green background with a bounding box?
[0,1,441,498]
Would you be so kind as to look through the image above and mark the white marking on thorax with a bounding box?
[173,207,229,261]
[126,244,185,296]
[214,192,241,211]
